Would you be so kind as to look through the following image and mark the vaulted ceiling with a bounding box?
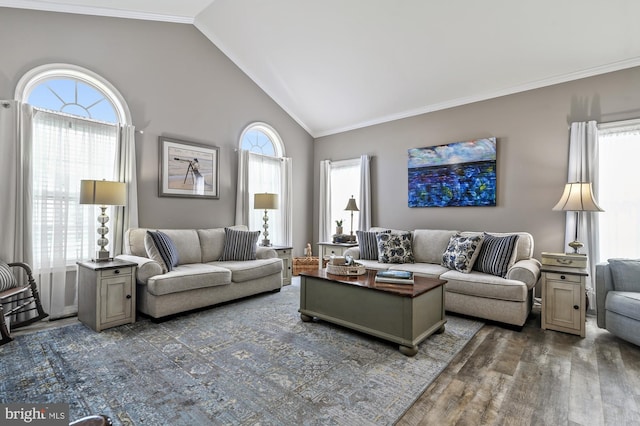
[4,1,640,137]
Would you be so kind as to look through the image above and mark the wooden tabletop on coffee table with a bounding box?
[299,268,445,297]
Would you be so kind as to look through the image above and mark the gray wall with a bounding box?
[0,8,314,256]
[315,67,640,258]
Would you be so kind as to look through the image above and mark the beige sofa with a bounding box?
[116,226,283,319]
[344,228,541,327]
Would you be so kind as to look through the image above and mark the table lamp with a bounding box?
[80,179,127,261]
[344,196,359,242]
[552,181,604,254]
[254,193,279,246]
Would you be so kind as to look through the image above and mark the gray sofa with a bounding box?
[116,226,283,319]
[596,260,640,346]
[344,228,541,326]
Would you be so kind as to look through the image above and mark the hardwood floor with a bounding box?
[397,308,640,426]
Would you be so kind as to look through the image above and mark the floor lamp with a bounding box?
[254,193,279,246]
[552,182,604,254]
[80,179,127,262]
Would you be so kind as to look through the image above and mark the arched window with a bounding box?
[15,64,133,319]
[238,122,290,246]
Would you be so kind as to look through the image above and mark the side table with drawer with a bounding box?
[77,259,137,332]
[541,264,588,337]
[271,246,293,285]
[317,242,358,269]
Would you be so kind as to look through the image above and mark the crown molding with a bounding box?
[0,1,194,24]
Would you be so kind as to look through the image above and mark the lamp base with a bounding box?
[567,240,585,255]
[260,239,271,247]
[94,250,112,262]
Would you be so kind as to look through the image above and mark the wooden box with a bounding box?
[541,252,588,269]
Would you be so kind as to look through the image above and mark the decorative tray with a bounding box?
[326,263,366,276]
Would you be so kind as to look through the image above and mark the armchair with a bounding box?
[595,259,640,346]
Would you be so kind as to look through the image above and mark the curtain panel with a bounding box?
[566,121,600,309]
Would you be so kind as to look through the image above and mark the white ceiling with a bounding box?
[4,0,640,137]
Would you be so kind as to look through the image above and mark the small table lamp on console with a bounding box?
[552,181,604,254]
[80,179,127,262]
[344,196,359,242]
[254,192,279,246]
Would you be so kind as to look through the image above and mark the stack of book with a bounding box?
[374,270,414,284]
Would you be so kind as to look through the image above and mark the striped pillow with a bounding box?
[473,233,519,277]
[356,230,391,260]
[144,230,179,274]
[0,260,18,292]
[219,228,260,261]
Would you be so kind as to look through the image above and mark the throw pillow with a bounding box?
[0,260,18,292]
[219,228,260,261]
[377,232,415,264]
[608,258,640,292]
[441,233,484,273]
[144,230,179,274]
[357,229,391,260]
[473,233,519,278]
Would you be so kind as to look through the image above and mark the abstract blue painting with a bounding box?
[408,138,496,207]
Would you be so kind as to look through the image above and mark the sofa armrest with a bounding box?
[256,247,277,259]
[344,247,361,259]
[115,254,163,285]
[595,262,614,329]
[505,258,541,289]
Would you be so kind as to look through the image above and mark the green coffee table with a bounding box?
[299,269,446,356]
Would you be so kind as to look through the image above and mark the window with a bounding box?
[329,159,361,235]
[16,64,130,268]
[597,120,640,261]
[239,122,290,246]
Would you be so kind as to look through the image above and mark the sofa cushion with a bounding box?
[412,229,458,264]
[357,229,390,260]
[146,264,231,296]
[377,232,415,264]
[198,225,248,263]
[0,261,17,292]
[219,228,260,261]
[388,263,450,279]
[442,269,529,302]
[607,258,640,292]
[460,231,533,263]
[473,233,519,278]
[442,233,484,273]
[213,258,283,283]
[144,231,179,273]
[605,291,640,321]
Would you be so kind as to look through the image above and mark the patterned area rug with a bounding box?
[1,282,483,425]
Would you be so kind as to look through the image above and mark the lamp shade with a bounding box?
[80,180,127,206]
[344,197,359,211]
[552,182,604,212]
[254,193,279,210]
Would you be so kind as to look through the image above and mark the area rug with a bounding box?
[0,283,483,425]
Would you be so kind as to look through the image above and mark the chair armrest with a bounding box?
[69,414,112,426]
[344,247,361,259]
[256,247,277,259]
[115,254,162,285]
[506,258,541,289]
[595,262,613,329]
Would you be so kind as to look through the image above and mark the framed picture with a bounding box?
[408,137,496,207]
[159,136,220,199]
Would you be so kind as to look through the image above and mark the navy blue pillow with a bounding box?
[146,230,179,272]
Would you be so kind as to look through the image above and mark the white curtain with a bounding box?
[0,101,33,266]
[566,121,600,308]
[236,150,292,246]
[32,109,119,319]
[359,154,372,232]
[235,149,251,226]
[113,124,139,255]
[319,160,332,243]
